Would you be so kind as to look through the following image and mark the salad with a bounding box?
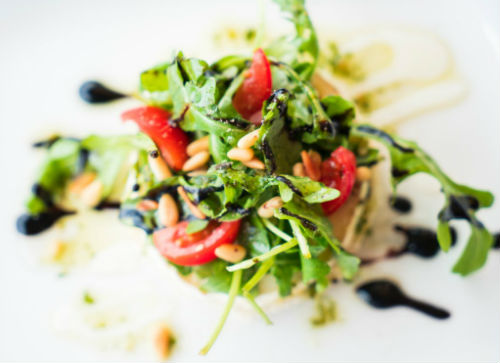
[17,0,495,355]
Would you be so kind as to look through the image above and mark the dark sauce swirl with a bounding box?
[79,81,127,104]
[356,279,450,320]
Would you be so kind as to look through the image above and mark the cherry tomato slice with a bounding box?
[121,106,189,170]
[232,48,272,124]
[320,146,357,215]
[153,220,241,266]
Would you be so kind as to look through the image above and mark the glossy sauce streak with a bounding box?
[493,233,500,249]
[389,195,412,213]
[16,209,72,235]
[394,225,457,258]
[79,81,127,104]
[356,279,450,319]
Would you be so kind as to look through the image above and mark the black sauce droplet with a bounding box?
[356,279,450,320]
[493,233,500,249]
[94,201,121,211]
[394,225,457,258]
[79,81,127,104]
[389,196,412,214]
[16,210,72,236]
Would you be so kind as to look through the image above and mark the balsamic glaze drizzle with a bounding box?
[389,196,412,214]
[79,81,127,104]
[16,209,73,236]
[356,279,450,319]
[279,208,317,231]
[493,233,500,249]
[394,225,457,258]
[355,125,414,153]
[276,176,304,197]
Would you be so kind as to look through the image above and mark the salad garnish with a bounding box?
[17,0,495,354]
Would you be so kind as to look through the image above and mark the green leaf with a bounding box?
[196,260,233,293]
[436,220,452,252]
[267,0,319,80]
[277,175,339,203]
[452,226,493,276]
[335,249,360,280]
[300,254,330,291]
[139,62,171,107]
[186,219,210,234]
[259,89,302,174]
[352,124,495,275]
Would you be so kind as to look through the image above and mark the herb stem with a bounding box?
[199,269,242,355]
[290,220,311,259]
[261,218,293,241]
[243,291,272,325]
[227,238,298,272]
[243,257,275,293]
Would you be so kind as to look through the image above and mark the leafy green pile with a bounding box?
[18,0,494,354]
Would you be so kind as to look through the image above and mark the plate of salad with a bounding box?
[1,0,499,362]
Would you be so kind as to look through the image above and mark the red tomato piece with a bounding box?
[320,146,357,215]
[153,220,241,266]
[121,106,189,170]
[232,48,272,124]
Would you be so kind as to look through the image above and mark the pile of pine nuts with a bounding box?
[183,136,210,173]
[228,129,265,169]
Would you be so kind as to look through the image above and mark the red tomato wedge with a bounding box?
[320,146,357,215]
[232,48,272,124]
[121,106,189,170]
[153,220,241,266]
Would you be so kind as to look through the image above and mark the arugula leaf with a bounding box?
[271,62,353,148]
[196,260,233,293]
[335,249,360,280]
[81,134,155,198]
[25,134,155,216]
[272,254,300,297]
[301,254,330,291]
[352,124,494,275]
[276,175,339,203]
[139,62,172,107]
[258,89,302,174]
[267,0,319,80]
[26,138,81,214]
[186,219,210,234]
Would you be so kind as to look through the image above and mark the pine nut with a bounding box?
[154,324,173,360]
[187,136,210,156]
[182,151,210,172]
[237,129,260,149]
[257,196,283,218]
[187,168,208,177]
[136,199,159,212]
[148,153,172,181]
[264,196,284,209]
[158,193,179,227]
[242,158,265,170]
[293,162,306,177]
[301,150,321,181]
[80,179,103,207]
[68,172,96,194]
[356,166,372,182]
[177,186,206,219]
[215,244,246,263]
[227,147,254,162]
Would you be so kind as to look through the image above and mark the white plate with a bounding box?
[0,0,499,362]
